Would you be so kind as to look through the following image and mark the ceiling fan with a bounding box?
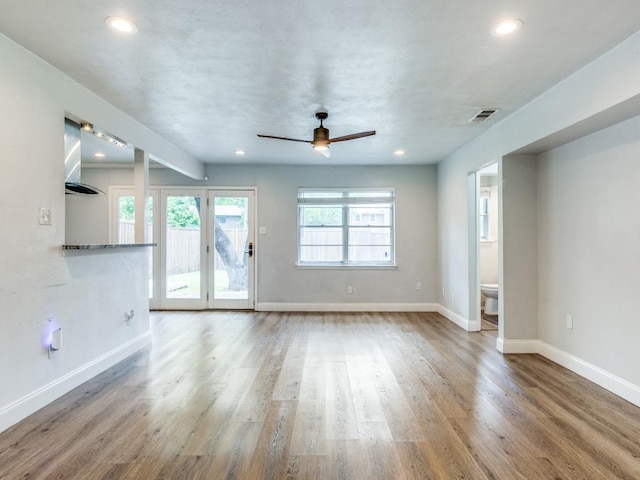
[257,110,376,158]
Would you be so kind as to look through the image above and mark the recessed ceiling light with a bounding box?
[105,16,138,34]
[235,149,246,156]
[394,149,405,156]
[94,152,105,158]
[492,18,523,36]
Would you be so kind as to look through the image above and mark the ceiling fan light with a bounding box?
[313,145,329,151]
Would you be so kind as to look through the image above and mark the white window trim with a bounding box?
[297,187,396,267]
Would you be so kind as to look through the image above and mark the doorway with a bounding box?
[477,164,499,331]
[208,189,255,309]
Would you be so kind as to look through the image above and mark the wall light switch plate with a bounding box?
[39,207,52,225]
[259,226,267,235]
[49,328,61,358]
[566,314,573,330]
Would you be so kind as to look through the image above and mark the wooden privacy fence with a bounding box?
[120,222,390,271]
[299,227,392,261]
[119,221,247,275]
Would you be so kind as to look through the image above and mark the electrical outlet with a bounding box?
[39,207,52,225]
[566,314,573,330]
[416,282,422,290]
[347,286,353,294]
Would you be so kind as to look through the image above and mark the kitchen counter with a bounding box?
[62,243,156,255]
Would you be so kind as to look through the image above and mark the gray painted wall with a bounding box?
[538,115,640,386]
[501,155,538,340]
[436,32,640,401]
[75,164,438,305]
[437,32,640,325]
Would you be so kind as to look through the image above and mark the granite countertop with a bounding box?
[62,243,157,250]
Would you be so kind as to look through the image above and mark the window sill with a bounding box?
[296,263,398,270]
[480,239,496,244]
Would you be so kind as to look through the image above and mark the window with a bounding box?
[479,188,491,240]
[297,188,395,265]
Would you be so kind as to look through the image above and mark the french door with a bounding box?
[110,188,160,309]
[160,189,207,309]
[159,188,256,309]
[111,186,256,310]
[208,190,255,309]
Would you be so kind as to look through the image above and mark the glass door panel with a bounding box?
[161,191,206,309]
[111,188,158,308]
[208,190,255,309]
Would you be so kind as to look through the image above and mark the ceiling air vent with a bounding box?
[470,108,499,123]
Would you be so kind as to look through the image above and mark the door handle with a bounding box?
[246,242,254,257]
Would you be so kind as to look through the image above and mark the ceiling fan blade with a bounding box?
[257,134,311,143]
[329,130,376,143]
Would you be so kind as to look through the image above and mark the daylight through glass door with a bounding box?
[164,193,203,302]
[209,190,255,309]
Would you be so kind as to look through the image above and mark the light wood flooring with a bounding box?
[1,311,639,479]
[480,316,498,331]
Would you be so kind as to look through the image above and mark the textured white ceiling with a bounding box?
[2,0,640,165]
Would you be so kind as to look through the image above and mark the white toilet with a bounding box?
[481,283,499,315]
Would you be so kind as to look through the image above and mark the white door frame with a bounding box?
[159,188,208,310]
[109,186,161,309]
[468,161,501,333]
[207,188,256,310]
[110,185,258,311]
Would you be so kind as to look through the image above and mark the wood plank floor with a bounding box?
[1,311,639,479]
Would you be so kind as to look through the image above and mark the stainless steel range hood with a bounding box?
[64,118,104,195]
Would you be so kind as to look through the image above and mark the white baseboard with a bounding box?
[0,332,151,434]
[255,302,438,312]
[537,342,640,408]
[496,338,541,353]
[435,304,478,331]
[496,338,640,407]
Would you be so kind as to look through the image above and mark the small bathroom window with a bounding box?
[479,188,491,240]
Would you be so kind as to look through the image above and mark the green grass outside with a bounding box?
[166,270,230,297]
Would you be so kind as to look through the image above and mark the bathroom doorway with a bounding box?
[476,163,499,331]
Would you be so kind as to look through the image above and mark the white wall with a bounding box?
[538,115,640,387]
[76,164,438,308]
[0,34,197,432]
